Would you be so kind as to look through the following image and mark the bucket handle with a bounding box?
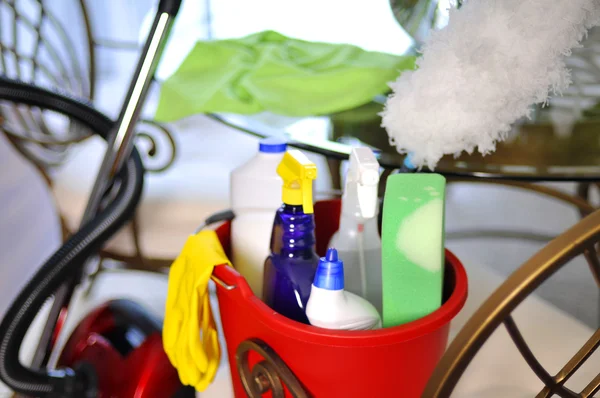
[195,209,237,291]
[211,274,235,291]
[236,338,309,398]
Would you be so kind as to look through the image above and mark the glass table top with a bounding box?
[148,0,600,182]
[210,100,600,181]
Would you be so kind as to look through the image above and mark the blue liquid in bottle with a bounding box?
[263,204,319,324]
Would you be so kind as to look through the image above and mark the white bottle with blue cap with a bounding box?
[230,137,288,298]
[306,248,382,331]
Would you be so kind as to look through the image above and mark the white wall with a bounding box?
[0,134,61,318]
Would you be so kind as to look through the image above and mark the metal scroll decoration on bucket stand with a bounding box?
[235,338,309,398]
[210,254,309,397]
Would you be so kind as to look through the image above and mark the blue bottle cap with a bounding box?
[259,137,287,153]
[313,248,345,290]
[403,153,416,170]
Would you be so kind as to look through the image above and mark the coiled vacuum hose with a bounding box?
[0,77,145,397]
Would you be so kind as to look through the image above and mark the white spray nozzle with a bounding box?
[348,147,380,219]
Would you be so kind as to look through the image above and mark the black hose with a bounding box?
[0,77,145,396]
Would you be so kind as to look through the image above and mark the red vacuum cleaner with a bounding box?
[0,1,194,396]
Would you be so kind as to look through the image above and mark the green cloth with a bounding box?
[154,30,416,122]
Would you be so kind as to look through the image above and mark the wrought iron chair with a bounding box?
[0,0,177,274]
[0,0,94,179]
[424,207,600,397]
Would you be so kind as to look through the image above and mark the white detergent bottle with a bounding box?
[328,147,382,312]
[230,138,287,298]
[306,248,381,330]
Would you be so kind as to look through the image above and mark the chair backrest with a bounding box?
[0,1,179,271]
[424,207,600,397]
[0,0,95,175]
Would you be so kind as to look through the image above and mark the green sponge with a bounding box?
[381,173,446,327]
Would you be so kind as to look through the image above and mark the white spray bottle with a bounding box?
[328,147,382,312]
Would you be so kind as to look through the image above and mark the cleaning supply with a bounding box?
[163,230,231,390]
[230,137,287,298]
[306,248,381,330]
[155,30,416,122]
[381,173,446,327]
[262,149,319,324]
[382,0,600,170]
[327,147,382,312]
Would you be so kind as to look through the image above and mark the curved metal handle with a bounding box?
[236,338,309,398]
[210,274,236,291]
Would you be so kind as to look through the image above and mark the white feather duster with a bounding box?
[381,0,600,169]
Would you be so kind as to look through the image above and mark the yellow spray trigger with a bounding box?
[163,230,231,391]
[277,149,317,214]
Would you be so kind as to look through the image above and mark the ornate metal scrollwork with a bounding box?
[236,338,309,398]
[0,1,179,177]
[424,207,600,397]
[133,119,177,173]
[0,0,94,171]
[0,107,91,170]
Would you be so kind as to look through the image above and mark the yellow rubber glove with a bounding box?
[163,230,231,391]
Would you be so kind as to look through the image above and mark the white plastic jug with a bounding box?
[230,138,287,298]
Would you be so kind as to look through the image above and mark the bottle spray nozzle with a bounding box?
[313,247,345,290]
[348,147,380,219]
[277,149,318,214]
[325,247,338,262]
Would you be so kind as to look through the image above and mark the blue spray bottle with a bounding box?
[262,149,319,324]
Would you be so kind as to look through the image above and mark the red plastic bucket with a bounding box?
[213,199,468,397]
